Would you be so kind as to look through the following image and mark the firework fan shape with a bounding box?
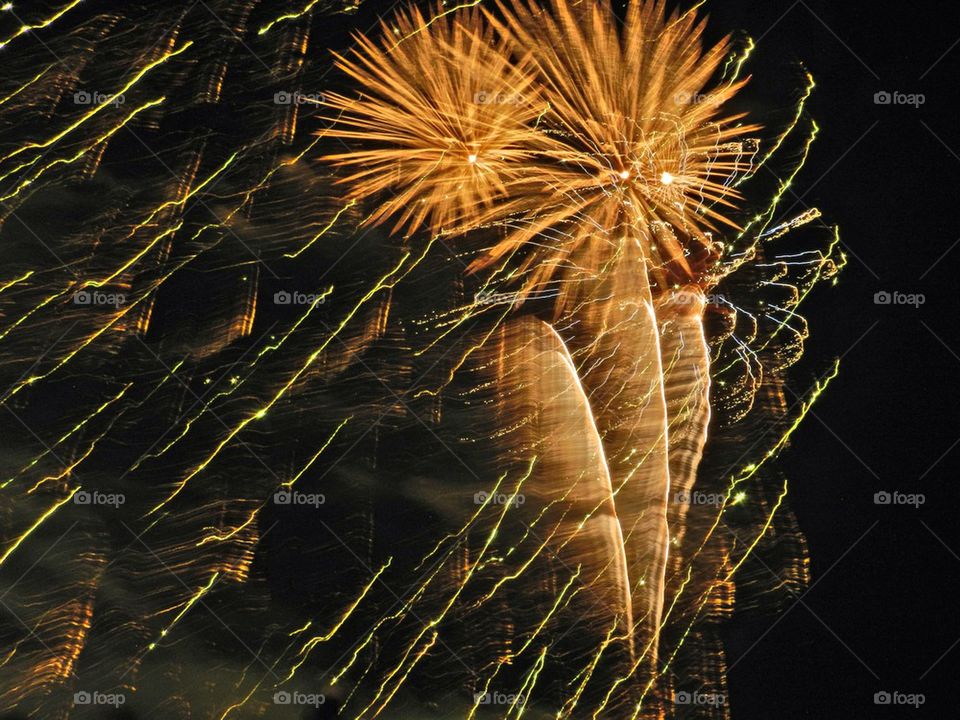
[321,4,550,236]
[323,0,760,302]
[0,0,841,716]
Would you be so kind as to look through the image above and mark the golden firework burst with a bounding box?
[472,0,760,295]
[323,0,759,301]
[320,3,549,238]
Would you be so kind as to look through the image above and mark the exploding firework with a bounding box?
[321,3,549,237]
[0,0,843,718]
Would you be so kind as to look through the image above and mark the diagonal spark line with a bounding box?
[117,322,279,482]
[0,522,78,602]
[121,521,281,680]
[319,521,478,678]
[0,597,81,680]
[721,519,880,679]
[782,385,880,480]
[121,125,282,279]
[724,520,878,674]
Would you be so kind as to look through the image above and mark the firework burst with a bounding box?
[324,0,760,305]
[473,0,760,296]
[321,4,549,237]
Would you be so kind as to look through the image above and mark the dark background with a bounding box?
[699,1,957,718]
[343,1,960,715]
[2,1,956,718]
[273,1,960,716]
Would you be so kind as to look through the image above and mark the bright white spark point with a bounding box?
[660,171,675,185]
[1,3,13,12]
[467,154,478,164]
[618,170,630,180]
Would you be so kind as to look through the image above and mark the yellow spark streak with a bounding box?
[0,63,53,106]
[558,618,627,719]
[289,620,312,637]
[0,41,193,166]
[733,359,839,486]
[283,199,356,258]
[198,416,351,546]
[147,572,220,651]
[0,97,166,199]
[739,70,815,185]
[81,151,240,289]
[515,567,582,658]
[0,487,79,567]
[0,270,33,295]
[0,0,83,48]
[0,288,67,343]
[739,119,819,242]
[722,36,755,82]
[281,416,352,490]
[389,0,485,48]
[147,243,432,515]
[355,466,535,717]
[282,558,392,682]
[365,632,438,719]
[412,468,516,573]
[760,225,845,350]
[258,0,327,35]
[508,645,547,719]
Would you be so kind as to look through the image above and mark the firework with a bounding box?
[321,4,549,237]
[0,0,840,717]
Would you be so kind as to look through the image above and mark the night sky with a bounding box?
[1,1,958,718]
[692,1,958,717]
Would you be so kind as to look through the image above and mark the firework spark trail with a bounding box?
[0,0,843,716]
